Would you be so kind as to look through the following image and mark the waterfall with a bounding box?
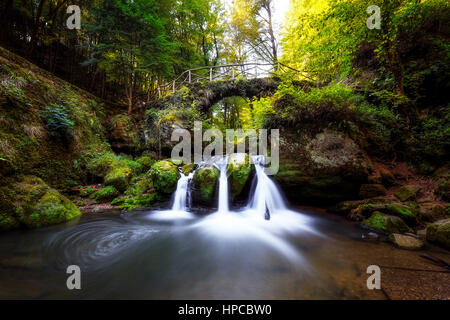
[215,156,229,214]
[171,172,194,212]
[248,155,287,219]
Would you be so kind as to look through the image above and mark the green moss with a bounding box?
[79,186,95,197]
[227,153,253,200]
[192,166,219,203]
[104,167,132,192]
[125,173,154,196]
[329,200,365,215]
[181,163,197,175]
[75,200,86,207]
[385,203,418,225]
[362,211,412,234]
[112,194,158,211]
[149,160,180,194]
[93,186,119,203]
[0,214,20,231]
[9,178,82,229]
[136,155,156,172]
[108,114,142,152]
[426,219,450,250]
[395,185,421,202]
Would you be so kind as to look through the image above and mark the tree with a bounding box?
[229,0,279,63]
[84,0,175,114]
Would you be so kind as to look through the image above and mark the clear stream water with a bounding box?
[0,157,448,299]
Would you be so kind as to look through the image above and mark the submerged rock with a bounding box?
[395,185,421,202]
[192,166,219,205]
[426,218,450,250]
[389,233,424,250]
[149,160,180,194]
[362,211,412,234]
[227,153,254,201]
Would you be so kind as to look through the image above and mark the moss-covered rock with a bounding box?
[93,186,119,203]
[384,203,418,225]
[136,155,156,172]
[426,218,450,250]
[353,202,418,225]
[362,211,412,234]
[125,173,154,196]
[104,167,132,192]
[0,213,20,231]
[3,176,82,229]
[275,130,372,204]
[149,160,180,194]
[111,193,158,211]
[329,200,366,215]
[108,114,142,153]
[359,184,387,198]
[389,233,424,250]
[395,185,421,202]
[181,163,197,175]
[79,186,96,197]
[227,153,254,200]
[419,203,446,222]
[192,166,219,205]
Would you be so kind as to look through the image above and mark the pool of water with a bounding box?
[0,207,448,299]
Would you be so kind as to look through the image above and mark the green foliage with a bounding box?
[104,167,133,193]
[39,104,75,140]
[272,82,360,127]
[149,160,180,194]
[93,186,119,203]
[136,155,156,172]
[111,194,158,211]
[282,0,450,105]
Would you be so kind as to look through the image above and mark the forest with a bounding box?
[0,0,449,300]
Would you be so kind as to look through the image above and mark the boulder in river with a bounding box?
[192,166,219,206]
[227,153,254,201]
[0,176,81,230]
[362,211,412,234]
[389,233,424,250]
[426,218,450,250]
[149,160,180,194]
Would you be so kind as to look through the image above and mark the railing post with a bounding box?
[188,70,191,84]
[232,68,235,80]
[173,80,175,93]
[210,68,213,82]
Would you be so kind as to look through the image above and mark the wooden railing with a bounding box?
[156,62,299,97]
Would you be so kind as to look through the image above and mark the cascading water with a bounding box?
[171,172,194,212]
[215,156,229,214]
[248,155,287,219]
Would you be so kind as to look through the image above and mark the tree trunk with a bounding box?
[264,0,278,63]
[29,0,47,57]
